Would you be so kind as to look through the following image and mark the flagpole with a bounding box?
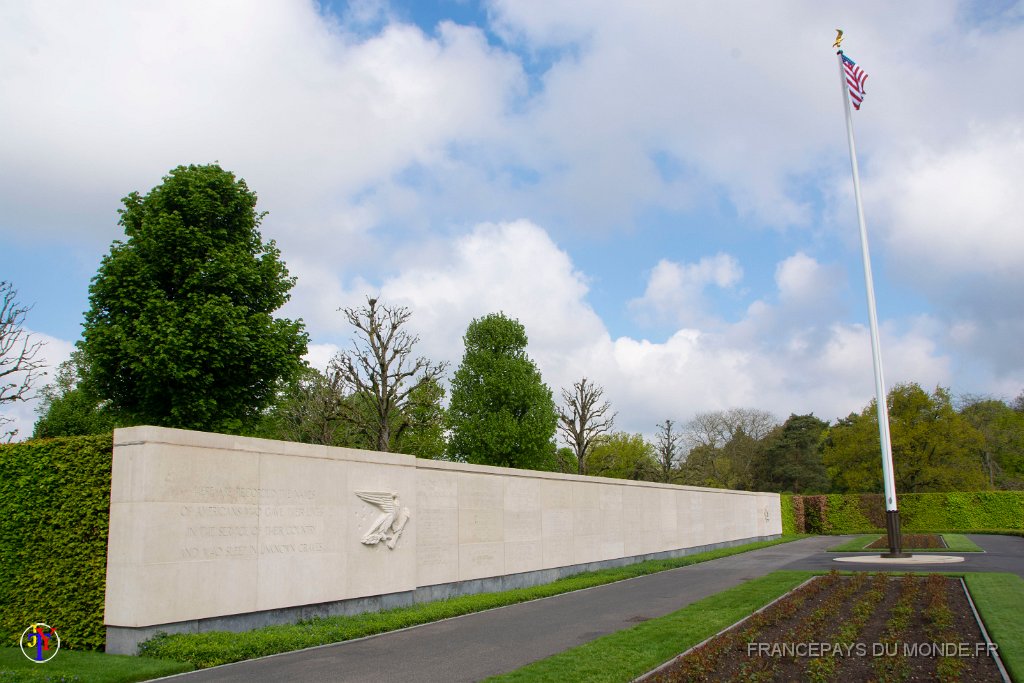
[836,46,908,558]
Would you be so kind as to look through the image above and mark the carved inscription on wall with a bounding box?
[177,487,327,561]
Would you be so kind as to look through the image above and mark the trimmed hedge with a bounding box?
[781,491,1024,534]
[0,434,113,651]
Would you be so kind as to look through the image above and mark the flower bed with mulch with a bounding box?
[866,533,947,550]
[642,572,1004,682]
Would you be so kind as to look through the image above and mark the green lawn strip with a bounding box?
[828,534,880,551]
[485,571,815,683]
[0,647,192,683]
[963,573,1024,682]
[827,533,983,552]
[941,534,984,552]
[138,536,802,669]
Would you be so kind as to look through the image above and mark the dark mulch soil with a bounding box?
[643,572,1004,682]
[867,533,947,550]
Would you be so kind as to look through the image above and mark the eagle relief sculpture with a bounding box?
[355,491,411,550]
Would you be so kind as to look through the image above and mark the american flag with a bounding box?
[842,53,868,110]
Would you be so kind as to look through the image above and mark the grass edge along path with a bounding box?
[0,647,193,683]
[488,570,1024,683]
[135,535,803,670]
[486,570,816,683]
[828,533,983,552]
[964,572,1024,682]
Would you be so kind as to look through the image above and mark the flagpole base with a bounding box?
[882,509,911,558]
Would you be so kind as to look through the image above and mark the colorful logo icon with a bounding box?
[20,623,60,663]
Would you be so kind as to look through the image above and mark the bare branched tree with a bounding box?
[1,281,46,440]
[330,297,447,452]
[685,407,778,449]
[654,419,681,483]
[558,377,616,475]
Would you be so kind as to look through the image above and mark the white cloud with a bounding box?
[869,125,1024,278]
[860,124,1024,382]
[304,343,340,373]
[0,2,525,255]
[320,220,952,437]
[629,254,742,327]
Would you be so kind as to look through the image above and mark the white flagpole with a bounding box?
[836,46,907,557]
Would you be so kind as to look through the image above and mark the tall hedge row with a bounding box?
[0,434,113,650]
[781,491,1024,534]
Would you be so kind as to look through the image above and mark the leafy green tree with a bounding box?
[680,444,722,488]
[253,366,350,446]
[33,351,118,438]
[682,435,759,489]
[824,383,988,493]
[751,414,829,493]
[681,408,778,490]
[959,397,1024,490]
[588,432,657,480]
[446,313,557,470]
[393,377,447,459]
[79,164,308,433]
[554,446,578,473]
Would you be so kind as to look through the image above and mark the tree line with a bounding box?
[6,164,1023,494]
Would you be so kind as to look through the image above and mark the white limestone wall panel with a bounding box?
[457,473,505,581]
[541,479,574,569]
[503,477,542,574]
[673,490,690,550]
[571,481,602,565]
[657,488,678,551]
[256,452,349,611]
[415,469,459,587]
[344,459,417,600]
[698,491,720,546]
[596,484,624,561]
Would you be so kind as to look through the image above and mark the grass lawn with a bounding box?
[0,647,193,683]
[964,573,1024,682]
[488,570,1024,683]
[827,533,983,552]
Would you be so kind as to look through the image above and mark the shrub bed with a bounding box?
[643,573,1004,682]
[781,491,1024,534]
[0,434,113,650]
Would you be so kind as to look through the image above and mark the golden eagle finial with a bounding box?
[833,29,844,50]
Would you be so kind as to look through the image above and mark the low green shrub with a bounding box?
[785,491,1024,534]
[0,434,113,651]
[780,495,797,535]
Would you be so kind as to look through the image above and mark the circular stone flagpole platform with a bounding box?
[834,554,964,565]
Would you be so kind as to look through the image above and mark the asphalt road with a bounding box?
[158,534,1024,682]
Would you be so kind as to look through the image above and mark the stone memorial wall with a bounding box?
[105,426,781,654]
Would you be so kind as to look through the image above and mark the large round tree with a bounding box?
[446,313,557,470]
[80,164,307,433]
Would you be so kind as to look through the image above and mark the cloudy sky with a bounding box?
[2,0,1022,441]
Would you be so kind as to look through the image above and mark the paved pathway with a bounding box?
[160,534,1024,682]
